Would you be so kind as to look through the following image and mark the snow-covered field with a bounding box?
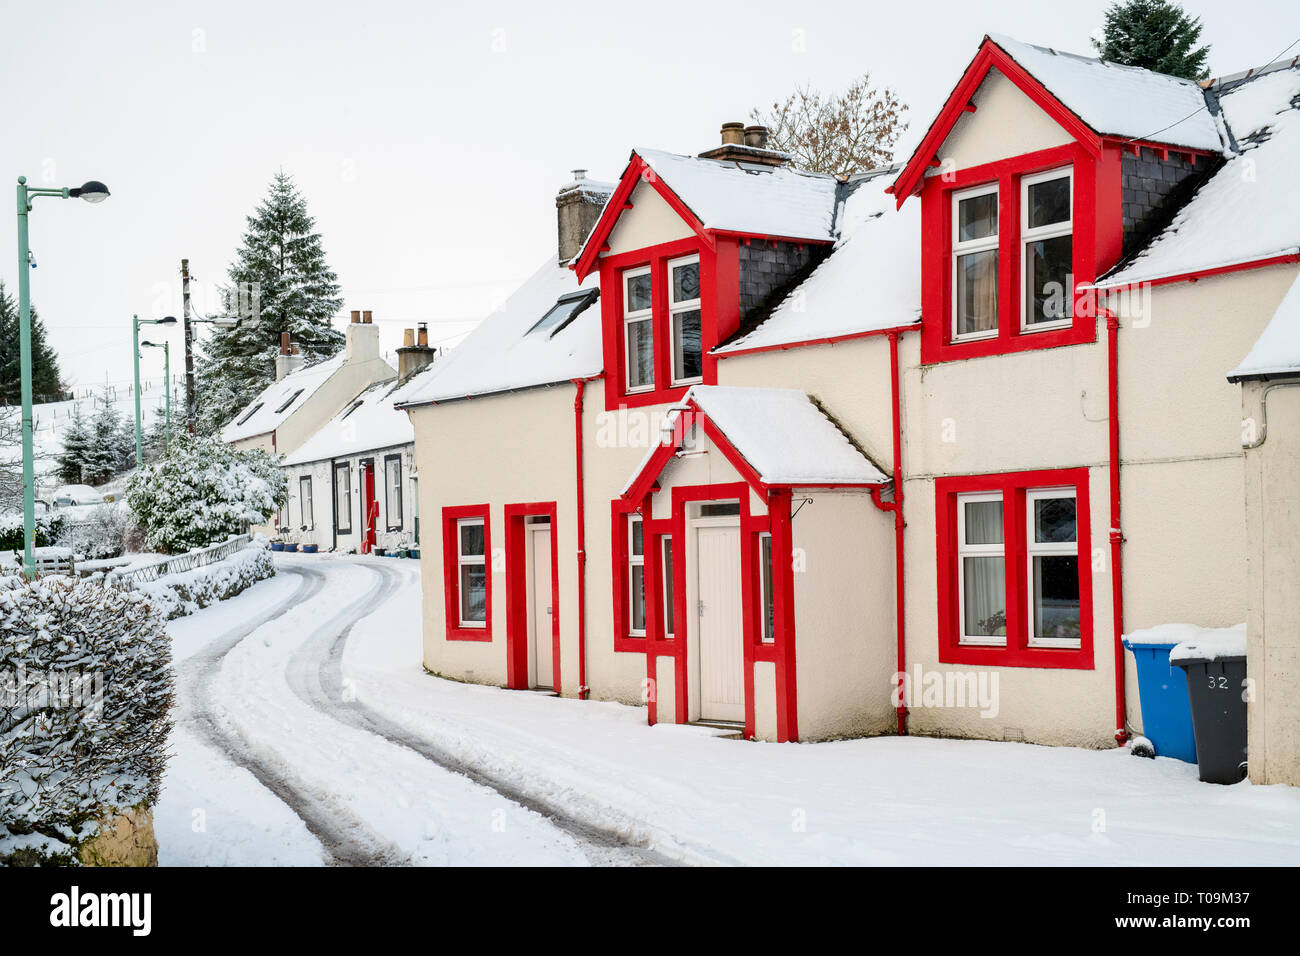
[157,555,1300,867]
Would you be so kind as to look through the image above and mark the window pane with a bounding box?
[958,192,998,242]
[459,521,484,558]
[629,517,643,556]
[761,535,774,643]
[1034,496,1076,543]
[963,499,1003,545]
[630,565,646,631]
[460,565,487,623]
[963,556,1006,637]
[626,272,652,313]
[673,309,702,381]
[627,318,654,389]
[1028,176,1070,229]
[956,250,998,335]
[1033,554,1080,640]
[672,260,700,302]
[1025,234,1073,325]
[662,540,675,636]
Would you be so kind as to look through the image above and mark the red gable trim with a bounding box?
[892,36,1103,208]
[620,398,885,503]
[573,151,713,282]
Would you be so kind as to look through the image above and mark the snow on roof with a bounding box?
[392,259,601,407]
[220,353,344,443]
[623,386,887,492]
[634,148,840,242]
[1229,271,1300,381]
[716,173,920,353]
[987,35,1225,153]
[282,379,412,466]
[1098,66,1300,288]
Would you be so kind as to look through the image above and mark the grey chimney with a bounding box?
[275,331,304,381]
[556,169,615,265]
[397,322,437,384]
[699,121,789,167]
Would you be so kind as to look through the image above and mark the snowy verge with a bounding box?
[135,542,276,620]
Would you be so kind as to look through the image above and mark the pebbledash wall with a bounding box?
[280,445,418,553]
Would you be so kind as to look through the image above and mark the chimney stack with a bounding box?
[556,168,615,265]
[345,307,381,364]
[698,121,789,167]
[397,321,437,384]
[275,332,305,381]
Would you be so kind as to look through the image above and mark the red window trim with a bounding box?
[935,468,1094,669]
[598,237,738,410]
[611,498,649,653]
[442,504,492,642]
[920,142,1124,365]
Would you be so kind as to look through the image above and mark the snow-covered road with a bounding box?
[157,554,1300,867]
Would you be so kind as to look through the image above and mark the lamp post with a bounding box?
[141,340,171,454]
[15,176,109,579]
[133,315,176,467]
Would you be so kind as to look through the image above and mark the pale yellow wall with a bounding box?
[272,356,394,456]
[927,67,1072,178]
[602,180,692,257]
[1242,380,1300,786]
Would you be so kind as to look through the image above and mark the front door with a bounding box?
[695,524,744,722]
[528,526,554,690]
[360,460,377,553]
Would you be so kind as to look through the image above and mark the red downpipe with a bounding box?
[870,331,908,735]
[1106,313,1129,744]
[572,378,591,699]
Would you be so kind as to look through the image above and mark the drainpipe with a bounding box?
[1106,311,1129,745]
[869,331,908,735]
[572,378,592,699]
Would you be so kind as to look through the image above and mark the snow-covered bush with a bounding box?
[134,540,275,619]
[0,574,173,865]
[126,435,287,554]
[0,511,65,551]
[53,503,130,561]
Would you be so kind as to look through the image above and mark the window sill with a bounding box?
[940,643,1093,670]
[447,624,492,642]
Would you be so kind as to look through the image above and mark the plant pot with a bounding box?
[409,549,420,559]
[283,543,299,552]
[301,544,318,554]
[373,548,387,557]
[270,541,284,552]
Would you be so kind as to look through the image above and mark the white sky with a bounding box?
[1,0,1296,391]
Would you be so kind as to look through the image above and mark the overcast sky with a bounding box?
[2,0,1296,392]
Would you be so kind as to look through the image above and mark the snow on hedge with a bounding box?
[133,540,276,620]
[0,511,65,551]
[0,574,173,865]
[127,435,286,554]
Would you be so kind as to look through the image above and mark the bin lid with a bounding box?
[1170,624,1247,665]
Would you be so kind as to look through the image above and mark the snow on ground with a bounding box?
[159,556,1300,866]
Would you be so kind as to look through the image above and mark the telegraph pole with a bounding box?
[182,257,196,434]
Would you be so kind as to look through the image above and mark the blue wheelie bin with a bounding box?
[1123,638,1197,762]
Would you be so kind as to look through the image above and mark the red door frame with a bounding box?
[504,502,561,692]
[359,458,378,554]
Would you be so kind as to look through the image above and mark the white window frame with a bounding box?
[661,537,675,639]
[299,475,313,529]
[456,517,487,629]
[628,513,646,636]
[1019,166,1074,333]
[1025,486,1081,648]
[759,531,775,644]
[951,183,1000,343]
[623,266,654,394]
[667,254,703,387]
[384,455,402,531]
[956,491,1007,646]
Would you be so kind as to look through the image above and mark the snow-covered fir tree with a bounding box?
[195,171,344,435]
[0,280,65,405]
[54,403,92,484]
[1092,0,1211,79]
[56,391,135,486]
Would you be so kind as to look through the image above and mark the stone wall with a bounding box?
[80,806,158,867]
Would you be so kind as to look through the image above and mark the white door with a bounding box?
[695,524,744,722]
[529,527,554,690]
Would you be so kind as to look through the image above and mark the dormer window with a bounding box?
[668,255,702,385]
[952,185,999,341]
[1021,168,1073,331]
[623,266,654,392]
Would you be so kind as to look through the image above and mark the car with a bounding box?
[51,484,106,508]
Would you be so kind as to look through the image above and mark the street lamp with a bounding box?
[132,315,176,467]
[15,175,109,579]
[141,340,171,454]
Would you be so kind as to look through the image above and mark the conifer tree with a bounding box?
[196,171,344,434]
[55,404,93,484]
[0,280,66,405]
[1092,0,1211,79]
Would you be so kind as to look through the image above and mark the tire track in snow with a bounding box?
[287,559,706,867]
[180,565,409,867]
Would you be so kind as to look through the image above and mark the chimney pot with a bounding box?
[417,323,429,347]
[572,169,587,181]
[744,125,769,150]
[350,310,361,324]
[720,122,745,146]
[403,328,415,348]
[280,331,291,355]
[362,310,373,325]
